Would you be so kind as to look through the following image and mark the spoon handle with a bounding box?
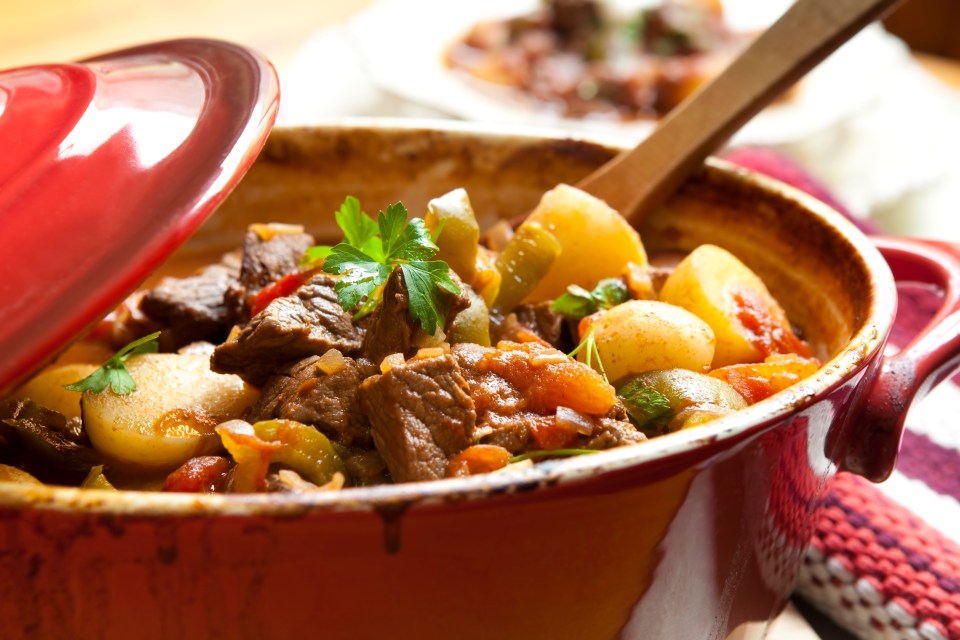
[577,0,905,224]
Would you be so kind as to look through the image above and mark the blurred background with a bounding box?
[2,0,959,243]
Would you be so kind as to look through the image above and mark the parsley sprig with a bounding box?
[63,331,161,395]
[568,324,608,383]
[617,379,674,435]
[303,197,461,335]
[551,278,630,320]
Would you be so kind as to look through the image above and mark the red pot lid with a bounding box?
[0,39,279,394]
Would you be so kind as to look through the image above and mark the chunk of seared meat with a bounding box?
[361,267,470,364]
[212,275,362,386]
[548,0,602,41]
[584,417,647,449]
[246,355,373,448]
[495,302,570,351]
[140,255,240,351]
[359,354,475,482]
[0,398,100,484]
[453,342,643,454]
[342,448,389,486]
[225,227,315,324]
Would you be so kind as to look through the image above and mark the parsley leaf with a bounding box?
[335,195,378,251]
[400,261,460,336]
[63,331,161,395]
[552,278,629,320]
[310,197,461,332]
[551,285,597,318]
[617,378,674,435]
[299,245,332,270]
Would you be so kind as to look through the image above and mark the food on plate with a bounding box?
[0,184,818,493]
[445,0,749,121]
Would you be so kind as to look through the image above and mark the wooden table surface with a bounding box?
[0,0,372,71]
[1,2,956,638]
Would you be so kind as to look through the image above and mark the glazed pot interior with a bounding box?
[190,122,882,361]
[1,121,895,512]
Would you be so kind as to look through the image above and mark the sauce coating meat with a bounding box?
[1,184,818,493]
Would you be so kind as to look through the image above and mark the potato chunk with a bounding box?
[587,300,715,383]
[82,354,259,469]
[15,363,98,420]
[0,464,43,485]
[659,244,802,368]
[521,184,647,302]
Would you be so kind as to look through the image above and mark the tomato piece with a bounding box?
[249,272,311,317]
[733,288,812,359]
[163,456,232,493]
[527,414,579,451]
[482,341,616,415]
[710,353,820,404]
[447,445,512,477]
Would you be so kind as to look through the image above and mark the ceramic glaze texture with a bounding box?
[3,123,954,640]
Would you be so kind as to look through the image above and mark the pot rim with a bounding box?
[0,119,898,517]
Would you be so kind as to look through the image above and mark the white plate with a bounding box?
[347,0,912,145]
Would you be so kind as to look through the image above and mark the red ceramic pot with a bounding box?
[2,123,960,640]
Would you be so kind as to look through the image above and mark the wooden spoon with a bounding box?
[572,0,905,225]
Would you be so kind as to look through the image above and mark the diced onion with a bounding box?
[472,425,495,443]
[249,222,305,241]
[316,349,347,375]
[276,469,345,492]
[380,353,406,374]
[415,347,447,360]
[555,406,595,436]
[530,352,570,367]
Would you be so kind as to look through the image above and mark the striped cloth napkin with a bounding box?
[725,147,960,640]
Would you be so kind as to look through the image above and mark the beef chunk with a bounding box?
[225,227,315,323]
[548,0,601,40]
[476,414,533,454]
[361,268,470,364]
[342,448,389,486]
[247,355,371,447]
[359,354,475,483]
[583,417,647,449]
[361,269,413,364]
[496,302,569,350]
[452,343,531,453]
[0,398,100,484]
[212,275,362,385]
[453,343,643,454]
[140,256,240,350]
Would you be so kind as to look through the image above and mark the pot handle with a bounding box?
[841,236,960,481]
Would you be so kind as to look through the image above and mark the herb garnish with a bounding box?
[302,197,461,335]
[568,324,608,383]
[63,331,161,395]
[551,278,629,320]
[617,378,674,434]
